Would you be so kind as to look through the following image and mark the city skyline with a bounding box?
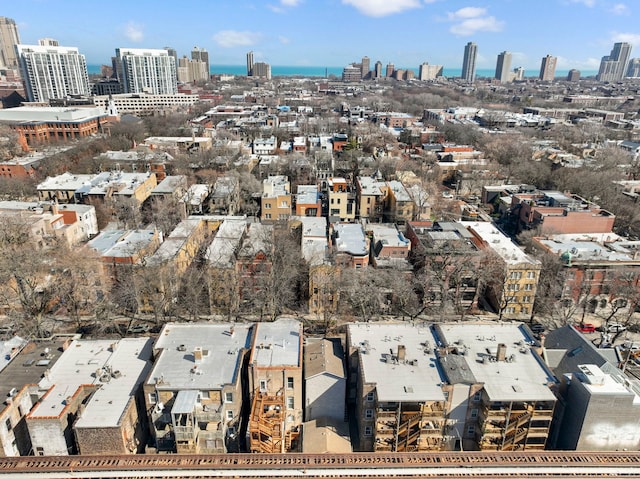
[2,0,638,72]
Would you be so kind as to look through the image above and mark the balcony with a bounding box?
[174,425,196,442]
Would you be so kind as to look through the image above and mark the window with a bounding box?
[259,380,267,392]
[473,391,481,402]
[224,392,233,403]
[524,283,534,291]
[467,425,475,435]
[470,408,478,418]
[5,418,11,432]
[505,307,516,314]
[286,396,294,409]
[527,271,536,279]
[364,426,372,436]
[264,203,271,209]
[264,213,271,219]
[365,409,373,419]
[509,271,522,280]
[201,391,210,399]
[507,284,520,291]
[522,307,529,314]
[226,410,234,420]
[148,392,157,405]
[287,377,294,389]
[36,447,44,456]
[523,296,531,303]
[366,391,375,402]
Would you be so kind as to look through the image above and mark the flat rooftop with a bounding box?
[0,106,105,123]
[32,338,153,424]
[460,221,539,265]
[251,318,302,368]
[334,223,368,257]
[149,323,253,390]
[435,322,556,402]
[370,224,410,249]
[536,233,640,263]
[348,323,446,403]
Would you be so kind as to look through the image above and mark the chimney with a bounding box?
[397,344,406,362]
[194,347,203,362]
[496,343,507,362]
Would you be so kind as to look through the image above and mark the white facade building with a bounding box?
[16,44,89,102]
[115,48,177,95]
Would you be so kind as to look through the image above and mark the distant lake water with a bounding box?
[88,64,597,79]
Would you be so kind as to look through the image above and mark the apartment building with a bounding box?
[357,176,386,221]
[205,217,248,315]
[261,175,291,222]
[384,181,414,224]
[27,338,153,455]
[248,318,303,453]
[144,323,252,453]
[368,223,411,269]
[347,323,448,452]
[435,322,557,451]
[16,43,89,102]
[115,48,177,95]
[328,178,356,222]
[511,191,615,234]
[295,184,321,217]
[461,221,541,320]
[533,232,640,316]
[331,223,370,268]
[0,336,47,457]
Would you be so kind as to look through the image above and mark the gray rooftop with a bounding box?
[435,322,556,402]
[537,233,640,263]
[333,223,368,257]
[152,175,186,195]
[205,218,247,268]
[251,319,302,368]
[461,221,539,265]
[149,323,253,390]
[87,228,158,259]
[348,323,446,403]
[34,338,153,426]
[296,185,320,205]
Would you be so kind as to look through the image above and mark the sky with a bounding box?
[3,0,639,71]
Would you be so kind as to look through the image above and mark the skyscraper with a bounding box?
[539,54,557,81]
[16,43,90,102]
[246,51,254,76]
[374,61,382,79]
[0,17,20,71]
[115,48,177,94]
[495,51,512,83]
[627,58,640,78]
[461,42,477,83]
[419,63,443,81]
[361,56,370,80]
[251,62,271,79]
[191,47,210,76]
[567,69,581,82]
[597,42,632,82]
[385,63,394,79]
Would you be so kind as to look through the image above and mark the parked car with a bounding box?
[606,322,627,334]
[127,323,150,334]
[574,323,596,333]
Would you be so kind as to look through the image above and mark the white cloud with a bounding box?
[268,0,301,13]
[279,36,290,44]
[213,30,263,48]
[611,3,628,14]
[446,7,503,36]
[447,6,487,20]
[341,0,423,17]
[612,32,640,46]
[281,0,301,5]
[124,21,144,43]
[568,0,596,6]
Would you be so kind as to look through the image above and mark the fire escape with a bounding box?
[248,390,299,453]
